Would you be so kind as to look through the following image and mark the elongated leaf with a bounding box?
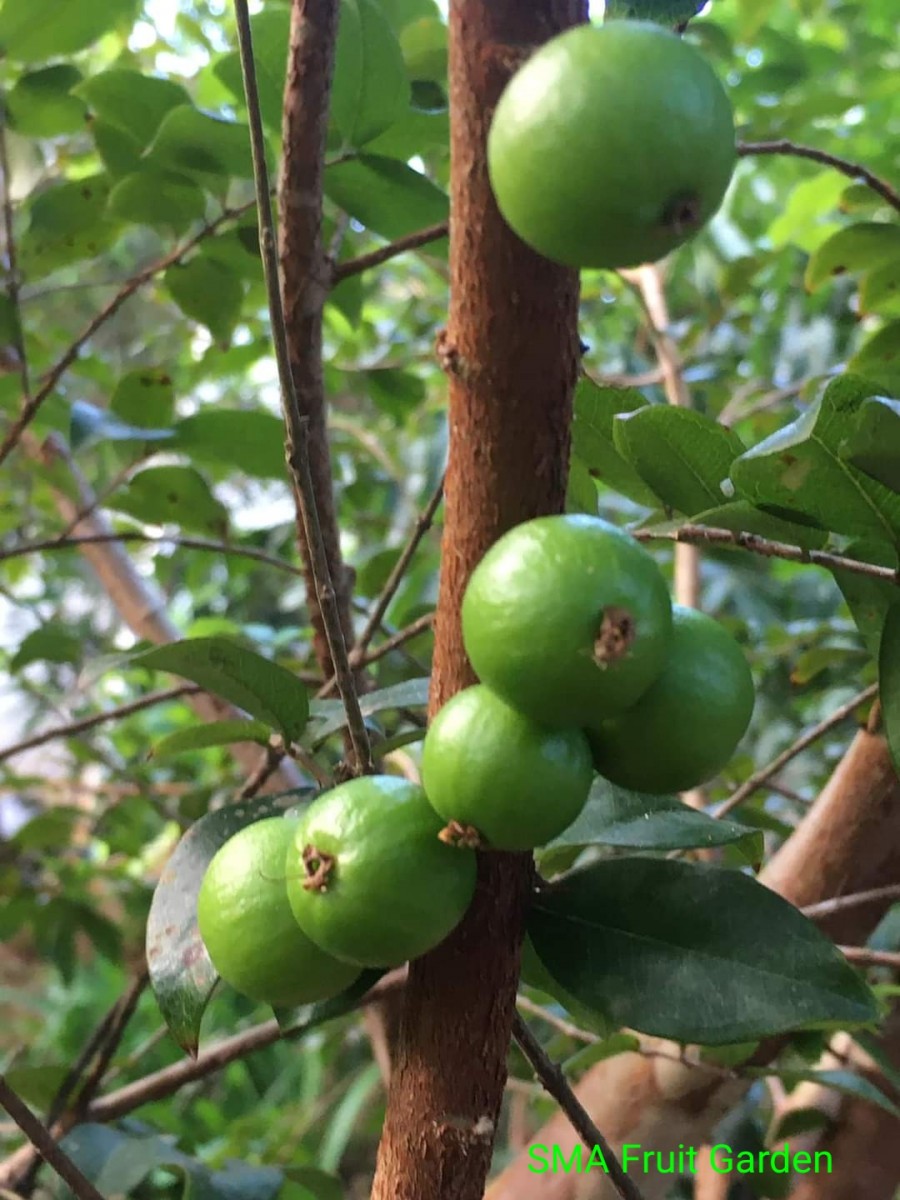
[145,795,295,1053]
[147,105,253,179]
[332,0,409,147]
[108,465,229,536]
[165,257,244,342]
[325,154,448,246]
[570,379,657,506]
[549,779,757,851]
[684,500,830,550]
[613,406,745,516]
[832,539,900,660]
[7,65,86,136]
[134,636,309,742]
[529,858,878,1044]
[731,374,900,543]
[151,719,273,759]
[806,223,900,292]
[849,321,900,397]
[111,367,176,428]
[75,70,191,146]
[308,677,429,742]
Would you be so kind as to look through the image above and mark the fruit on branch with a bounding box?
[285,775,477,968]
[587,604,755,793]
[197,817,361,1008]
[487,20,735,269]
[421,684,594,851]
[461,514,673,728]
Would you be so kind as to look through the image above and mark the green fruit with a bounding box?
[461,515,673,729]
[197,817,360,1008]
[421,684,594,851]
[587,605,755,794]
[285,776,477,968]
[487,21,735,269]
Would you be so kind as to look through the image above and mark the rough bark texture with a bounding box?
[278,0,354,682]
[486,729,900,1200]
[370,2,586,1197]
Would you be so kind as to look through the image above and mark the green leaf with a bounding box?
[0,0,140,62]
[841,394,900,491]
[400,17,447,82]
[849,321,900,397]
[604,0,705,23]
[878,605,900,776]
[565,454,598,515]
[108,171,207,234]
[571,379,658,506]
[165,257,244,343]
[213,8,291,132]
[528,858,878,1044]
[613,406,745,516]
[730,374,900,544]
[70,400,174,450]
[860,259,900,317]
[332,0,409,148]
[832,539,900,660]
[145,796,306,1052]
[18,175,121,275]
[325,154,448,246]
[548,779,758,851]
[805,223,900,292]
[173,410,286,479]
[151,719,273,760]
[308,677,429,742]
[147,105,253,179]
[134,636,310,743]
[10,625,83,672]
[7,65,86,136]
[75,70,192,147]
[111,367,176,428]
[108,465,229,536]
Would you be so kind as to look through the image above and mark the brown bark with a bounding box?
[370,2,586,1197]
[278,0,355,682]
[487,729,900,1200]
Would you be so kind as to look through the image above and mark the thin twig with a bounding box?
[0,686,199,765]
[0,531,306,577]
[738,140,900,214]
[515,996,596,1044]
[839,946,900,970]
[0,1078,106,1200]
[511,1013,646,1200]
[803,884,900,920]
[357,612,434,670]
[634,523,900,585]
[0,202,256,470]
[0,96,31,398]
[715,684,878,819]
[233,0,371,774]
[331,222,449,284]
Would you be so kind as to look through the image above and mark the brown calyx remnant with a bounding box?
[593,605,636,668]
[438,820,484,850]
[301,844,335,892]
[662,191,703,236]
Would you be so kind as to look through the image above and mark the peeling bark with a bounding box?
[369,2,586,1197]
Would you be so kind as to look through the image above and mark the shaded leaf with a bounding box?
[879,605,900,776]
[19,175,121,275]
[173,410,286,479]
[213,8,291,132]
[849,321,900,397]
[7,65,86,136]
[151,719,273,759]
[75,70,191,147]
[148,105,253,179]
[571,378,657,506]
[108,465,229,536]
[108,171,207,234]
[332,0,409,148]
[806,223,900,292]
[165,257,244,343]
[325,154,448,247]
[529,858,878,1044]
[0,0,140,62]
[832,539,900,660]
[111,367,176,428]
[10,625,83,672]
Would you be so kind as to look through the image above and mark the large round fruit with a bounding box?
[197,817,360,1008]
[285,776,477,968]
[487,21,735,269]
[421,685,594,851]
[587,605,754,794]
[461,515,673,729]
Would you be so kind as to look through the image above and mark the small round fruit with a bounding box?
[422,684,594,851]
[487,21,735,269]
[461,514,673,728]
[197,817,360,1008]
[587,605,754,794]
[285,776,477,968]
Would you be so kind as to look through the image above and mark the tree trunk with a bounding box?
[370,2,586,1196]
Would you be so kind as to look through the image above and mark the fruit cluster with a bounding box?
[197,516,754,1010]
[487,20,736,269]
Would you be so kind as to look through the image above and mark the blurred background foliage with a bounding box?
[1,0,899,1196]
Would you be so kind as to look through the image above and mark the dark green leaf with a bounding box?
[172,410,286,479]
[148,105,253,179]
[134,636,310,743]
[108,171,207,233]
[529,858,878,1044]
[108,465,229,536]
[613,405,745,516]
[604,0,706,24]
[0,0,140,62]
[10,625,83,672]
[325,154,448,246]
[878,605,900,776]
[548,778,758,851]
[832,539,900,660]
[145,796,295,1053]
[7,65,86,136]
[165,257,244,343]
[571,378,657,506]
[75,70,191,147]
[151,719,273,759]
[332,0,409,148]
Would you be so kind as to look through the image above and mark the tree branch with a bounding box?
[737,139,900,214]
[803,883,900,921]
[330,222,449,284]
[511,1014,646,1200]
[715,684,878,819]
[839,946,900,970]
[0,96,31,398]
[0,1079,105,1200]
[234,0,371,773]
